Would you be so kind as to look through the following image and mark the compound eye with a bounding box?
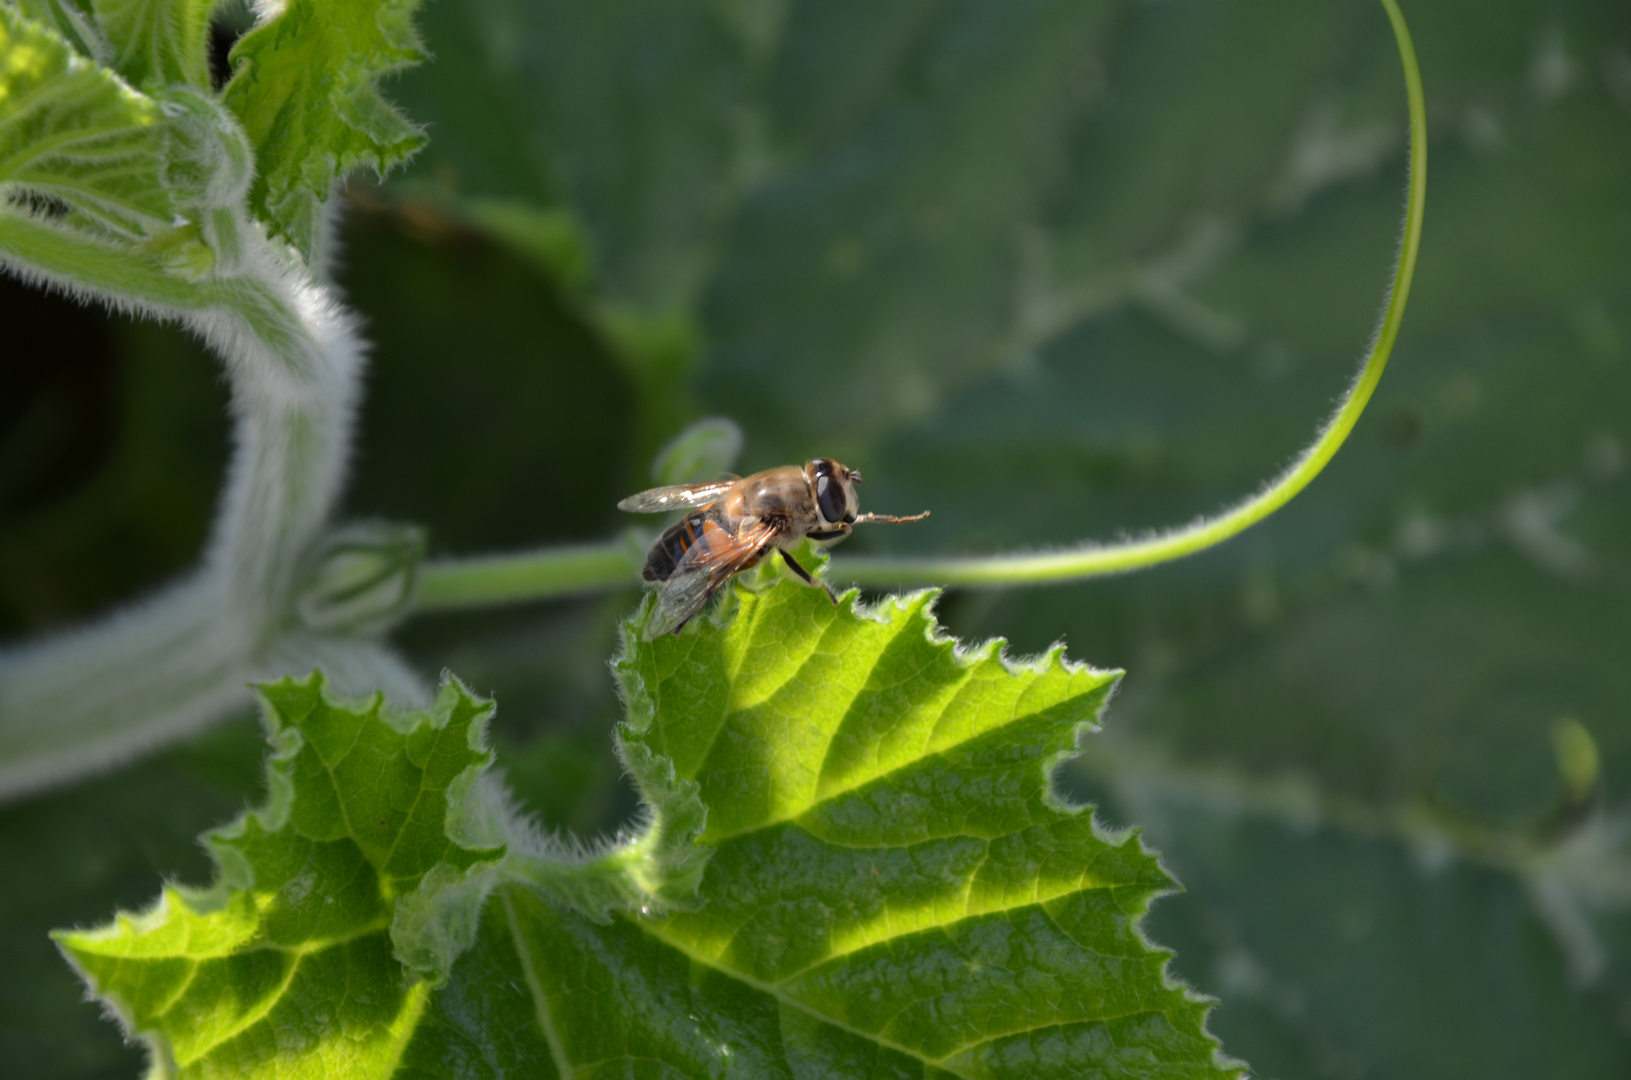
[815,474,847,524]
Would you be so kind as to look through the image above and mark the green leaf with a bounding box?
[0,5,171,235]
[90,0,215,89]
[54,673,505,1077]
[426,579,1234,1078]
[599,575,1236,1078]
[222,0,426,263]
[55,581,1235,1077]
[388,0,1132,449]
[0,5,271,301]
[1,8,254,284]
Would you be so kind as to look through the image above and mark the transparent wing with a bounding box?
[644,519,778,639]
[643,565,733,640]
[617,481,735,514]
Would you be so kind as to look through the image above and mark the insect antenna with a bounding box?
[854,511,929,525]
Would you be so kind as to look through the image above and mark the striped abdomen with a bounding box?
[643,509,717,582]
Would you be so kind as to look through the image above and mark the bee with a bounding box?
[618,459,928,638]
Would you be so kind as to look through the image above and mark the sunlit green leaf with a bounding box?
[0,5,170,235]
[56,579,1236,1077]
[598,574,1236,1078]
[54,674,504,1077]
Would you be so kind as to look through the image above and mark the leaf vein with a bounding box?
[708,705,1077,846]
[504,890,575,1080]
[769,879,1123,986]
[176,948,304,1066]
[637,916,974,1079]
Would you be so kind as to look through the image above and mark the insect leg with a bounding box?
[779,549,838,605]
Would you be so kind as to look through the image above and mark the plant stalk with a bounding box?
[0,213,418,802]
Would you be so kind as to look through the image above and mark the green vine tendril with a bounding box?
[415,0,1426,608]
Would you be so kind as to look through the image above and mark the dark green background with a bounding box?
[3,0,1629,1076]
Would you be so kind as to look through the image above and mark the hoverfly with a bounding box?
[618,458,928,638]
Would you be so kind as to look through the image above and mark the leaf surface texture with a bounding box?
[222,0,425,260]
[57,582,1236,1078]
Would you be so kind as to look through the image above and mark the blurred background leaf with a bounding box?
[3,0,1629,1076]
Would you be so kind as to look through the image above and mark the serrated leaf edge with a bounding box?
[612,575,1246,1078]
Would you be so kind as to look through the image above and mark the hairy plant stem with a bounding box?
[412,0,1425,608]
[0,211,423,803]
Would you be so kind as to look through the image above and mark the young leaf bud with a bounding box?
[294,521,427,636]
